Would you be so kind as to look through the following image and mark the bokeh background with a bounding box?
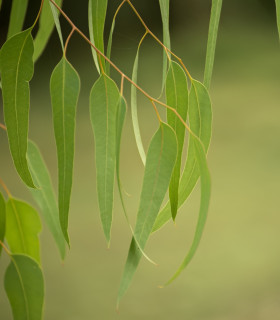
[0,0,280,319]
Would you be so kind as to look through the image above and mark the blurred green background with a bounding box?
[1,0,280,319]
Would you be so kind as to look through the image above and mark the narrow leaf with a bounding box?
[276,0,280,40]
[105,18,115,75]
[5,254,44,320]
[33,0,63,61]
[88,0,108,72]
[0,29,35,188]
[159,0,171,92]
[131,49,146,165]
[116,97,156,265]
[117,122,177,305]
[50,57,80,245]
[7,0,28,39]
[152,80,212,232]
[0,192,6,256]
[165,138,211,285]
[203,0,223,89]
[90,74,120,245]
[5,198,41,263]
[27,140,66,259]
[166,61,188,220]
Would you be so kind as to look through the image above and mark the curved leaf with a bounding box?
[117,122,177,305]
[50,57,80,245]
[105,18,115,75]
[153,80,212,232]
[90,74,120,245]
[131,49,146,165]
[5,198,41,263]
[7,0,28,39]
[27,140,66,259]
[33,0,64,61]
[5,254,44,320]
[0,191,5,256]
[204,0,223,89]
[0,29,35,188]
[166,61,188,220]
[88,0,108,72]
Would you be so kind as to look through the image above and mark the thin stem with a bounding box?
[64,27,75,57]
[0,177,12,198]
[151,100,161,123]
[32,0,45,28]
[0,240,11,256]
[0,123,7,131]
[113,0,126,21]
[48,0,196,139]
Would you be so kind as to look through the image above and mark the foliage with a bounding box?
[3,0,276,318]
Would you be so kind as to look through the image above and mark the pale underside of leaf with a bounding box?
[152,80,212,232]
[7,0,28,39]
[27,140,66,259]
[33,0,64,61]
[0,191,6,256]
[5,254,44,320]
[90,74,120,245]
[50,57,80,245]
[5,198,41,263]
[0,29,35,188]
[204,0,223,89]
[131,49,146,165]
[117,122,177,306]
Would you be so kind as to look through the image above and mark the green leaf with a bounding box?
[165,138,211,285]
[90,74,120,245]
[5,254,44,320]
[7,0,29,39]
[5,198,41,263]
[27,140,66,259]
[88,0,108,72]
[131,49,146,165]
[159,0,171,92]
[0,192,6,256]
[0,0,2,11]
[152,80,212,232]
[105,18,115,75]
[50,57,80,245]
[276,0,280,40]
[204,0,223,89]
[117,122,177,305]
[166,61,188,220]
[33,0,64,61]
[0,29,35,188]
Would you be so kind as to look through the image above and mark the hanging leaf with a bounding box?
[117,122,177,306]
[0,192,6,256]
[131,49,146,165]
[105,18,115,75]
[166,61,188,220]
[5,254,44,320]
[7,0,29,39]
[152,80,212,232]
[90,74,120,245]
[159,0,171,93]
[27,140,66,259]
[0,29,35,188]
[88,0,108,72]
[50,57,80,245]
[33,0,64,61]
[5,198,41,263]
[203,0,223,89]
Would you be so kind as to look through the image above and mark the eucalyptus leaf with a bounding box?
[5,198,41,263]
[27,140,66,259]
[106,18,115,75]
[159,0,171,93]
[131,49,146,165]
[276,0,280,41]
[0,29,35,188]
[90,74,120,245]
[7,0,28,39]
[166,61,188,220]
[50,57,80,245]
[33,0,63,61]
[5,254,44,320]
[0,191,6,256]
[153,80,212,232]
[204,0,223,89]
[88,0,108,72]
[117,122,177,305]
